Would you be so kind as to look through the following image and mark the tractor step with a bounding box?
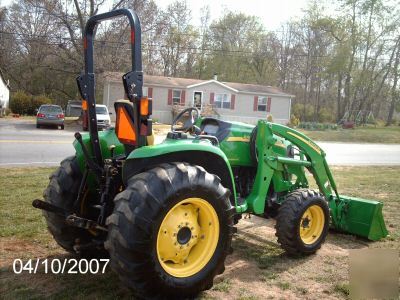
[333,195,388,241]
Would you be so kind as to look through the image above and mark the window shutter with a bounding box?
[210,92,214,104]
[148,87,153,99]
[180,90,186,105]
[267,97,271,112]
[168,89,172,105]
[253,96,258,111]
[231,94,235,110]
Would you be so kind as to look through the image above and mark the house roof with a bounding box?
[103,72,294,97]
[104,72,203,88]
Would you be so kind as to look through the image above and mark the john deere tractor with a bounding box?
[33,9,387,299]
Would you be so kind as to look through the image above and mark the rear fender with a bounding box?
[123,141,237,205]
[73,129,125,172]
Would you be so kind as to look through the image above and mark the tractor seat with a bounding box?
[199,118,232,142]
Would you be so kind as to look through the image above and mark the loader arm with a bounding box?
[267,122,342,227]
[244,121,387,241]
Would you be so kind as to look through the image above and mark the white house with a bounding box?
[0,69,10,116]
[103,72,294,125]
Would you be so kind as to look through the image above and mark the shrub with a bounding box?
[292,103,335,123]
[375,119,386,127]
[10,91,53,115]
[30,94,53,115]
[290,115,300,127]
[292,103,314,121]
[10,91,31,115]
[267,115,274,122]
[319,107,335,123]
[298,122,337,131]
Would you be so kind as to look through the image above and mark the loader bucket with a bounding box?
[333,196,388,241]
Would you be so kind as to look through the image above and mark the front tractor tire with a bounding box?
[43,156,93,254]
[275,189,329,256]
[105,163,235,299]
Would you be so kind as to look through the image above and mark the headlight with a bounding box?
[104,120,110,124]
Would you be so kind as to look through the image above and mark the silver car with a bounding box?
[36,104,65,129]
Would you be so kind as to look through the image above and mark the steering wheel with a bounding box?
[171,107,200,133]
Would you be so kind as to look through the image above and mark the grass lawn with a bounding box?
[299,126,400,144]
[0,166,399,299]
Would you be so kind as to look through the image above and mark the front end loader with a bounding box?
[32,8,387,299]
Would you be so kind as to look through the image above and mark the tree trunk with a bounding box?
[386,44,400,126]
[337,73,343,122]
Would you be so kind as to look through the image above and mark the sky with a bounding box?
[0,0,312,30]
[154,0,310,30]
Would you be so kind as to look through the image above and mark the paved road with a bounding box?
[0,119,75,166]
[318,142,400,166]
[1,119,399,167]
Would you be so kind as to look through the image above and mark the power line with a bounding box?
[0,29,395,64]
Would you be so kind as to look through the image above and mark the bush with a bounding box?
[10,91,53,115]
[291,103,335,123]
[30,94,53,115]
[290,115,300,127]
[318,107,335,123]
[292,103,314,121]
[298,122,337,131]
[267,114,273,122]
[10,91,31,115]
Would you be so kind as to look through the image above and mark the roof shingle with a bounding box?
[103,72,293,97]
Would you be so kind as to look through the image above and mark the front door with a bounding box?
[193,91,203,110]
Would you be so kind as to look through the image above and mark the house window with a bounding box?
[143,87,148,97]
[173,90,181,105]
[257,96,267,111]
[214,93,231,109]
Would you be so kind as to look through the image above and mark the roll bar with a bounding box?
[77,9,143,167]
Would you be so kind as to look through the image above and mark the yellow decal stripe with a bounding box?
[274,142,287,149]
[226,137,250,142]
[286,132,321,154]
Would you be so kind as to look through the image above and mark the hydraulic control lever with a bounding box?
[74,132,103,177]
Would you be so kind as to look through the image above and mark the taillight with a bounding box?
[57,114,64,119]
[37,113,45,118]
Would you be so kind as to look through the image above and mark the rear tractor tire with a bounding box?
[105,163,235,299]
[43,156,97,255]
[275,189,329,256]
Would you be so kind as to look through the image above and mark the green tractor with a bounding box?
[33,9,387,299]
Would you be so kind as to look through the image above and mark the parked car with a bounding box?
[36,104,65,129]
[66,100,82,117]
[96,104,111,129]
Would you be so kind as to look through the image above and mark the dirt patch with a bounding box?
[0,237,64,267]
[0,218,358,300]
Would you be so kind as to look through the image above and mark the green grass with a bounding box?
[211,278,232,292]
[299,126,400,143]
[1,166,399,299]
[330,166,400,248]
[0,168,54,242]
[333,283,350,298]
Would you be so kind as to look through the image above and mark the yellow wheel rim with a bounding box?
[299,205,325,245]
[156,198,220,278]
